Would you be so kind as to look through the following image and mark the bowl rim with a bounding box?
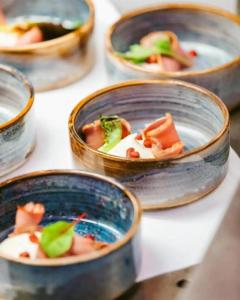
[105,3,240,77]
[0,0,94,53]
[0,169,142,266]
[0,64,34,132]
[68,79,229,163]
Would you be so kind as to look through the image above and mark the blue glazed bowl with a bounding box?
[69,80,230,210]
[0,64,35,177]
[0,170,141,300]
[105,4,240,110]
[0,0,94,92]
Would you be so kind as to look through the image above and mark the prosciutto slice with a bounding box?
[16,27,43,46]
[143,113,184,159]
[82,118,131,150]
[140,31,193,71]
[0,8,43,47]
[70,234,107,255]
[13,202,45,235]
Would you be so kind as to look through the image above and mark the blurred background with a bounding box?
[111,0,237,14]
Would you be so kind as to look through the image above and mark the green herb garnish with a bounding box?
[62,20,82,30]
[40,213,86,258]
[118,44,154,64]
[98,115,122,153]
[118,36,192,67]
[40,221,74,258]
[154,37,173,56]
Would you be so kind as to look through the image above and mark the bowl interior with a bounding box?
[110,7,240,71]
[2,0,90,28]
[0,172,136,244]
[74,82,226,153]
[0,66,31,126]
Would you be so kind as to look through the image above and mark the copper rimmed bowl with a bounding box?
[0,64,35,177]
[69,80,230,210]
[0,170,141,300]
[0,0,94,92]
[105,4,240,110]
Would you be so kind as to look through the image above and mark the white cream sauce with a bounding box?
[108,133,154,159]
[0,232,41,259]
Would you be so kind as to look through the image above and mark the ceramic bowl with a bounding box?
[105,4,240,110]
[0,64,35,177]
[0,0,94,92]
[69,80,230,210]
[0,170,141,300]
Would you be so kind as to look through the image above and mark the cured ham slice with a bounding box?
[143,113,184,159]
[13,202,45,235]
[158,55,182,72]
[140,31,193,71]
[82,118,131,150]
[0,8,44,47]
[151,140,184,159]
[70,234,107,255]
[82,120,105,150]
[17,26,43,46]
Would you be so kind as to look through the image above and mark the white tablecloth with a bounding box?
[1,0,240,282]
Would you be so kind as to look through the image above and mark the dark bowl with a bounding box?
[69,80,230,210]
[105,3,240,110]
[0,0,94,92]
[0,170,141,300]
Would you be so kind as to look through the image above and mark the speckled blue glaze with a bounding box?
[0,170,141,300]
[0,64,35,177]
[105,4,240,110]
[0,0,94,92]
[69,80,230,209]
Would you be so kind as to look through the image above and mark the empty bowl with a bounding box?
[0,64,35,177]
[0,0,95,92]
[0,170,141,300]
[69,80,230,210]
[105,4,240,110]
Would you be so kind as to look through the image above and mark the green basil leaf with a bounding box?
[118,44,154,64]
[40,221,74,258]
[154,38,173,56]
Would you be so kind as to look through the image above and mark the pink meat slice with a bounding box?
[17,27,43,46]
[141,31,193,71]
[143,113,184,159]
[13,202,45,235]
[82,118,131,150]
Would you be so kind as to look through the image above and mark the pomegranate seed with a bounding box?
[146,54,158,64]
[135,134,143,141]
[143,139,152,148]
[131,151,140,158]
[20,252,30,258]
[188,50,198,57]
[85,234,95,241]
[29,233,39,244]
[126,148,140,159]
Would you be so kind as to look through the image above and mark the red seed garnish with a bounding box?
[20,252,30,258]
[85,234,95,241]
[126,148,140,159]
[29,233,39,244]
[188,50,198,57]
[146,54,158,64]
[143,139,152,148]
[135,134,143,141]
